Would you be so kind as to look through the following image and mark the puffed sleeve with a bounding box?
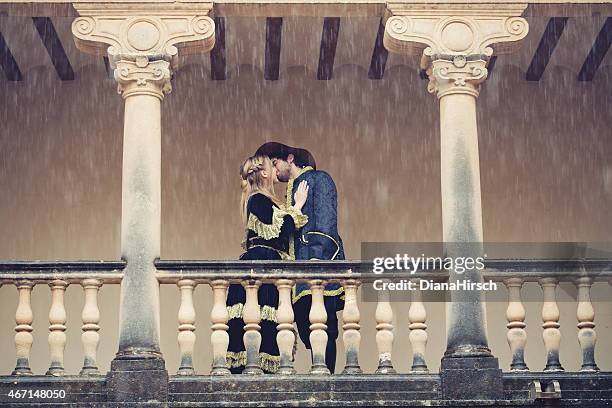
[246,194,308,240]
[304,172,340,260]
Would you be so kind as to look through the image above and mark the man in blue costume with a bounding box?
[255,142,344,374]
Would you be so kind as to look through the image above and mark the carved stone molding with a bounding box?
[384,3,529,56]
[426,55,488,98]
[384,3,529,97]
[71,3,215,69]
[114,57,172,99]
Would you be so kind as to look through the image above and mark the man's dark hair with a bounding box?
[255,142,317,169]
[273,151,308,168]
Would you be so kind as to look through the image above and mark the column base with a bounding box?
[309,364,331,375]
[12,359,33,375]
[580,364,600,372]
[444,344,492,358]
[342,365,363,375]
[277,367,297,375]
[176,367,195,376]
[440,355,503,400]
[107,353,168,404]
[79,367,101,376]
[46,365,65,376]
[242,366,264,375]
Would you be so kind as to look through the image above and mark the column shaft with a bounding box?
[439,90,489,357]
[118,91,163,356]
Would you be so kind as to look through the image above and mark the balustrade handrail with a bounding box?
[154,258,612,284]
[0,259,610,284]
[0,260,126,284]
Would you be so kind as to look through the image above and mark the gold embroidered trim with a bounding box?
[300,231,341,260]
[242,244,292,260]
[227,303,277,322]
[286,166,314,259]
[283,206,308,229]
[247,206,308,241]
[291,285,345,304]
[226,351,280,373]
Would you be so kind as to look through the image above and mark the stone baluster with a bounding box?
[13,281,34,375]
[177,280,196,375]
[375,283,395,374]
[504,278,528,371]
[276,279,296,375]
[309,280,330,375]
[47,280,68,376]
[242,280,263,374]
[539,278,563,371]
[341,279,361,374]
[408,279,428,373]
[575,276,599,372]
[80,279,102,375]
[210,279,230,375]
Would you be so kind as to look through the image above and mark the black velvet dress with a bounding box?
[226,193,308,374]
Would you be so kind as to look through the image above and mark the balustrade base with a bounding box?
[440,356,504,400]
[0,372,611,407]
[170,374,440,405]
[106,356,168,404]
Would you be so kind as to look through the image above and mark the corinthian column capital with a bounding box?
[426,56,488,98]
[71,3,215,70]
[384,3,529,97]
[114,58,171,99]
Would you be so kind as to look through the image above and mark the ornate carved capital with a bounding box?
[114,57,172,100]
[426,54,488,98]
[71,3,215,70]
[384,3,529,97]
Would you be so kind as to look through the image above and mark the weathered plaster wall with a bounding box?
[0,27,611,375]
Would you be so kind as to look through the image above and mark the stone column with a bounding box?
[375,284,395,374]
[210,280,230,375]
[341,279,361,374]
[47,280,68,376]
[575,277,599,372]
[276,279,297,375]
[177,280,197,376]
[81,278,103,376]
[504,278,528,371]
[384,4,528,399]
[539,278,563,371]
[309,280,330,375]
[408,279,428,373]
[13,281,34,375]
[72,4,214,402]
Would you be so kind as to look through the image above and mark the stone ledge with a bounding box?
[0,372,611,407]
[0,376,106,406]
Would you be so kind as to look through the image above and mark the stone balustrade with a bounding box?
[0,261,124,376]
[485,259,611,374]
[0,259,610,377]
[0,258,610,406]
[156,260,433,376]
[156,258,612,376]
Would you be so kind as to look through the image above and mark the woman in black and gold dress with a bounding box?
[227,154,309,373]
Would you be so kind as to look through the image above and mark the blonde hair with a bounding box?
[239,155,283,225]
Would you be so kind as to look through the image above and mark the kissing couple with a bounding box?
[226,142,345,374]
